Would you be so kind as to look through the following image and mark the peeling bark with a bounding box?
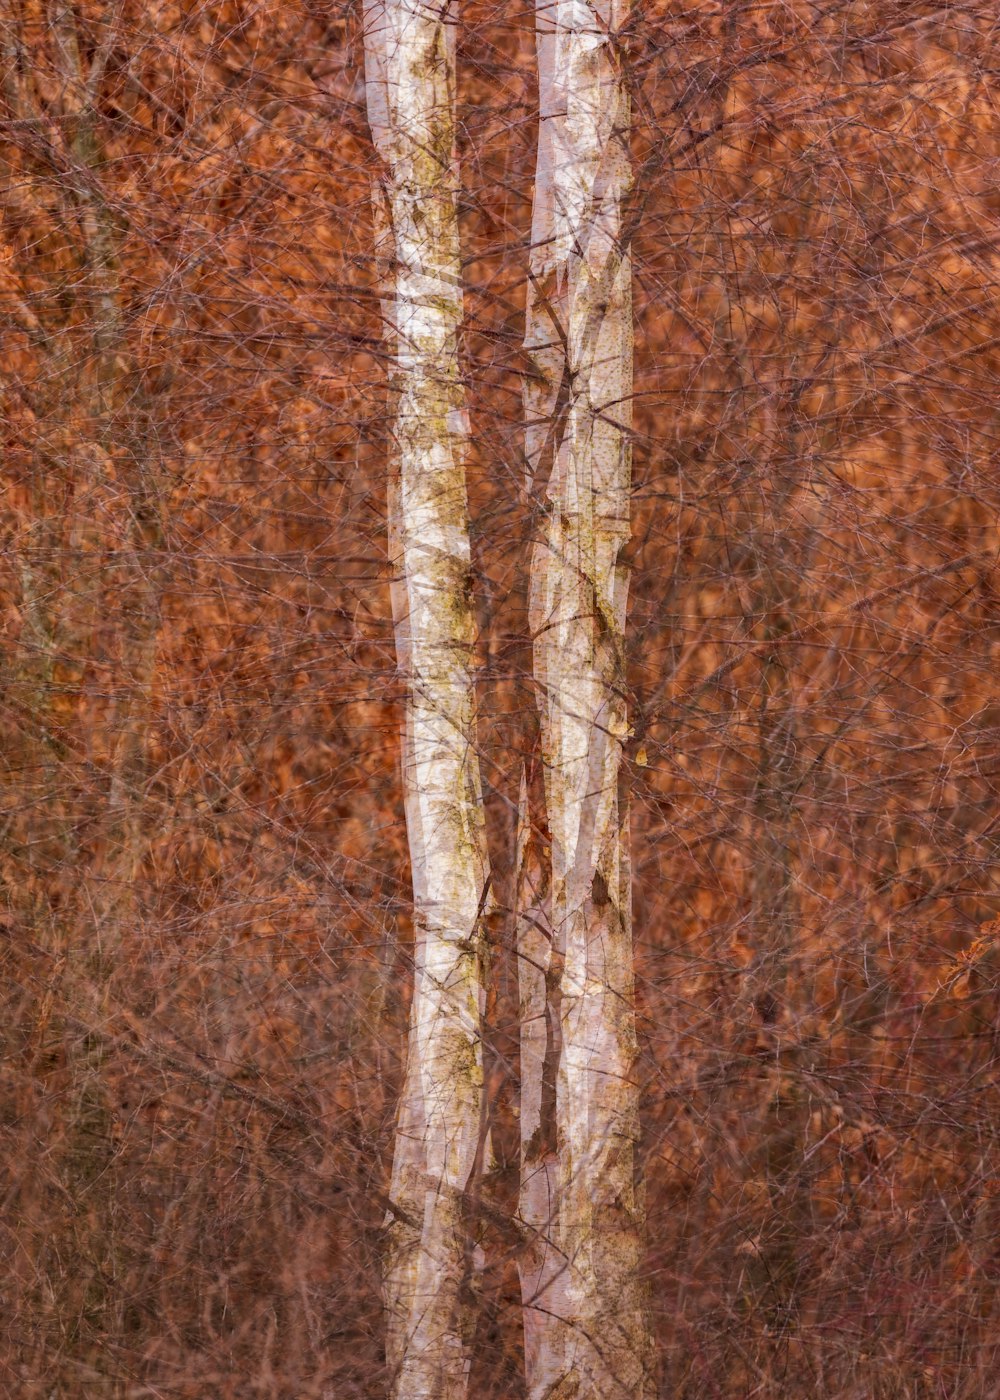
[524,3,655,1394]
[516,765,569,1396]
[363,5,491,1397]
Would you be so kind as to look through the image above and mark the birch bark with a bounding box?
[516,764,567,1396]
[522,2,654,1393]
[363,6,490,1397]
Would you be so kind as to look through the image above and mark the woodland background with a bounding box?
[2,1,999,1395]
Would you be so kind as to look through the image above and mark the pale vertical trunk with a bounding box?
[523,2,654,1394]
[516,767,568,1395]
[363,6,491,1398]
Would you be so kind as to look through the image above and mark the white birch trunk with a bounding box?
[364,7,490,1396]
[516,766,569,1396]
[523,2,655,1393]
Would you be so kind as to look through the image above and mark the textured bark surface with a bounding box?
[523,2,655,1394]
[363,5,491,1396]
[516,767,568,1396]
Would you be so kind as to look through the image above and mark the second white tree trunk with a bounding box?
[521,2,654,1394]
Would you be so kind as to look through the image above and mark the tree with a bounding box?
[363,3,492,1396]
[520,2,654,1394]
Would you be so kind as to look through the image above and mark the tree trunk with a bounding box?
[53,1,161,953]
[516,764,568,1396]
[523,2,654,1394]
[363,5,491,1397]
